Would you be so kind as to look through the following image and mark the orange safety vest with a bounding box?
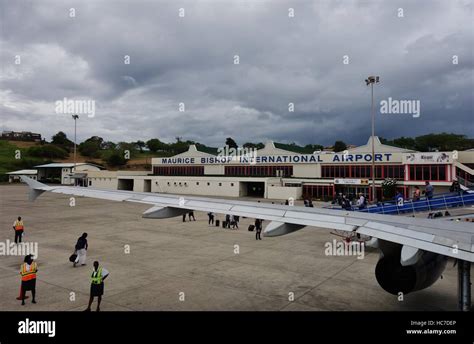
[14,220,24,231]
[20,262,37,281]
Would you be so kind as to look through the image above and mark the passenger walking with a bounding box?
[424,181,434,199]
[357,193,366,210]
[188,211,196,221]
[225,214,231,228]
[450,180,461,195]
[85,261,109,312]
[233,215,239,229]
[343,197,352,210]
[13,216,24,244]
[20,254,37,305]
[182,213,186,222]
[413,186,421,201]
[73,233,88,267]
[207,212,214,225]
[255,219,262,240]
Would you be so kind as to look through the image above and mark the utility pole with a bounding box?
[365,76,380,203]
[72,114,79,185]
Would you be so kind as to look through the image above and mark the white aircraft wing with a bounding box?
[21,176,474,262]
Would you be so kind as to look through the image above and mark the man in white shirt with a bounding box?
[357,193,366,210]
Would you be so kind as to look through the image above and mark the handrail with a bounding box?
[330,192,474,215]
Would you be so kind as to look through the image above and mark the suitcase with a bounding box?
[69,253,77,262]
[215,220,220,227]
[248,225,255,232]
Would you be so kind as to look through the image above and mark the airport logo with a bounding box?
[324,239,365,260]
[217,145,258,165]
[0,240,38,258]
[18,318,55,338]
[380,97,420,118]
[55,97,96,118]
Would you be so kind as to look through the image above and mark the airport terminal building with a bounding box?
[84,136,474,201]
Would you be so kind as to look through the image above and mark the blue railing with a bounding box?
[329,191,474,215]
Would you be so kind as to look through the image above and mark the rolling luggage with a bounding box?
[69,253,77,263]
[248,225,255,232]
[215,220,220,227]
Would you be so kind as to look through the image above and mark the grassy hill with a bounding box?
[0,141,48,181]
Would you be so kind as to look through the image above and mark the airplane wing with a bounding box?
[20,176,474,263]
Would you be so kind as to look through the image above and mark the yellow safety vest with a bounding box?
[20,262,37,281]
[91,267,103,284]
[14,220,24,231]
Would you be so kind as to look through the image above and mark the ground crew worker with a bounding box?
[85,261,109,312]
[20,254,37,305]
[13,216,24,244]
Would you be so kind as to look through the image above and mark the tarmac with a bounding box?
[0,184,465,311]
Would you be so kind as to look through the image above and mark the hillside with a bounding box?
[0,140,162,179]
[0,141,46,180]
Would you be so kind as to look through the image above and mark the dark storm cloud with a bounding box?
[1,0,472,146]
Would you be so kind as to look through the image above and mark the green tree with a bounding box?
[243,142,264,150]
[304,144,324,152]
[102,141,117,150]
[146,138,166,152]
[383,133,474,151]
[51,131,73,146]
[106,151,127,167]
[225,137,238,149]
[333,141,347,152]
[381,178,398,200]
[78,136,104,158]
[392,137,416,150]
[135,140,146,153]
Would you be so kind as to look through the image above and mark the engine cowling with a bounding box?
[375,240,448,295]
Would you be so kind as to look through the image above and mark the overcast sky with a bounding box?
[1,0,473,147]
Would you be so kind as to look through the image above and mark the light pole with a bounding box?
[72,114,79,185]
[365,76,380,203]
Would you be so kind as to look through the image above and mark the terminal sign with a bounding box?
[160,153,393,165]
[334,178,369,185]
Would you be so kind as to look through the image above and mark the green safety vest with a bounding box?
[91,267,103,284]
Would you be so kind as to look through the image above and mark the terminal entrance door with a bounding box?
[241,182,265,197]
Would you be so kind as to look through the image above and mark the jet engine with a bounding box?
[374,240,448,295]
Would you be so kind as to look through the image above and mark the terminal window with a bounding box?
[408,164,447,181]
[321,165,404,180]
[303,185,333,200]
[456,167,474,184]
[225,165,293,177]
[153,165,204,176]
